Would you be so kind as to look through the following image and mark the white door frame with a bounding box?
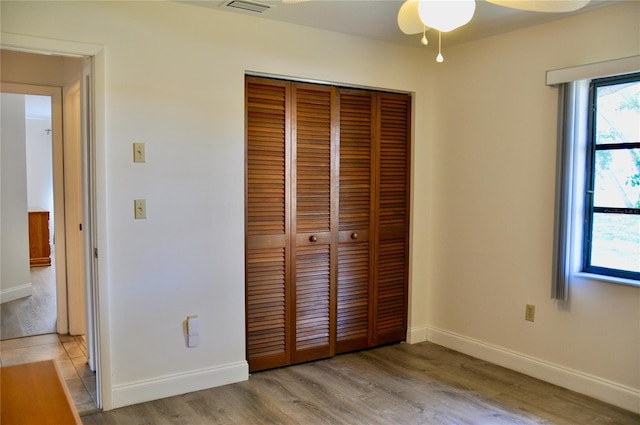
[63,79,86,336]
[1,32,112,410]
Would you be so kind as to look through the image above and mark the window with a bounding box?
[549,57,640,299]
[583,73,640,280]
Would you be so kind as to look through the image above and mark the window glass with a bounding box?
[590,213,640,273]
[584,73,640,280]
[593,149,640,208]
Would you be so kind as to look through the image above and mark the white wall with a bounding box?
[26,116,54,239]
[427,1,640,413]
[1,0,637,414]
[1,93,32,303]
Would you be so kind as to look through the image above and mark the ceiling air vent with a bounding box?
[222,0,272,13]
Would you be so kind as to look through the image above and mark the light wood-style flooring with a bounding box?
[82,341,639,424]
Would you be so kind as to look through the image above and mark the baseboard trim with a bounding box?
[427,326,640,414]
[111,360,249,409]
[0,283,32,304]
[407,325,428,344]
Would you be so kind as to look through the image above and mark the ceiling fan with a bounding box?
[279,0,592,62]
[396,0,591,62]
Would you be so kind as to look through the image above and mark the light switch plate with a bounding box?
[133,142,145,163]
[134,199,146,219]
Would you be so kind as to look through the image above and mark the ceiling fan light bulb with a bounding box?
[421,26,429,45]
[418,0,476,32]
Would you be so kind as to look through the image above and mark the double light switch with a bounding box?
[134,142,147,219]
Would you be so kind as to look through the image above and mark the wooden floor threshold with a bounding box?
[1,359,82,425]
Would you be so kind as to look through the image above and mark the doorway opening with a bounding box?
[1,93,57,339]
[0,49,101,413]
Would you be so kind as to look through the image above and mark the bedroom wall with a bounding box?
[0,0,431,409]
[427,1,640,412]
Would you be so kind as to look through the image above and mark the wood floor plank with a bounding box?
[82,342,640,425]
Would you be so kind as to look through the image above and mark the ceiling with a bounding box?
[176,0,619,49]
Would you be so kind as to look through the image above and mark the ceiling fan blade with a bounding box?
[486,0,591,13]
[398,0,424,35]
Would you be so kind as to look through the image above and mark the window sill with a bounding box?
[573,272,640,288]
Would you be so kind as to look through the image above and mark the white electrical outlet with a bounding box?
[187,315,201,348]
[525,304,536,322]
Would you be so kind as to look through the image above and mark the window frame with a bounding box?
[582,72,640,281]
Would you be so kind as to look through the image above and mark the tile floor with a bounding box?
[0,333,99,415]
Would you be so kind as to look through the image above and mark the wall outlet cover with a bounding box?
[525,304,536,322]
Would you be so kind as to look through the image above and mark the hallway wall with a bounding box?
[1,93,31,303]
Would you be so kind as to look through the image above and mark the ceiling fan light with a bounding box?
[485,0,591,13]
[418,0,476,33]
[398,0,424,35]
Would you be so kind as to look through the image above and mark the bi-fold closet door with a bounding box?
[245,76,410,372]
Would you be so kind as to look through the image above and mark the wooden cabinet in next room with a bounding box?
[29,210,51,267]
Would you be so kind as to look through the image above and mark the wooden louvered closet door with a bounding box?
[246,77,338,372]
[246,76,410,372]
[335,90,411,351]
[291,83,337,364]
[336,89,375,353]
[373,93,410,345]
[245,77,291,372]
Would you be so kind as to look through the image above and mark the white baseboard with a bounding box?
[111,361,249,409]
[0,282,32,304]
[407,325,428,344]
[427,326,640,414]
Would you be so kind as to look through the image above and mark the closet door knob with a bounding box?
[351,233,359,240]
[309,235,318,242]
